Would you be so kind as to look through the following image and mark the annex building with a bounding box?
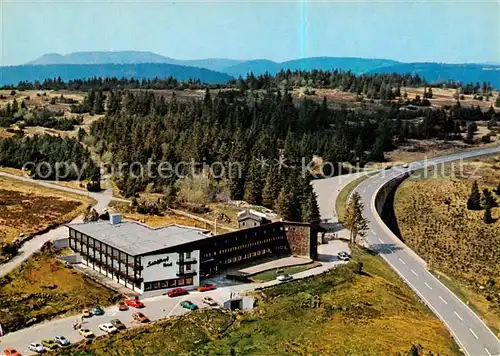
[67,212,321,294]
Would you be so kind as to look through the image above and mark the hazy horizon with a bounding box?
[2,0,499,66]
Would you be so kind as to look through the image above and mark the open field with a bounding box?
[0,175,94,244]
[404,87,500,111]
[394,155,500,332]
[0,245,120,333]
[0,89,102,138]
[62,246,458,356]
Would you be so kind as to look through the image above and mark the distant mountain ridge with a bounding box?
[1,51,498,87]
[27,51,245,72]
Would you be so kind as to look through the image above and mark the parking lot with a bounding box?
[0,239,350,354]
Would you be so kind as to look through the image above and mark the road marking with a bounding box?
[484,347,492,356]
[469,328,478,340]
[439,296,448,304]
[370,229,375,234]
[454,311,463,321]
[378,238,384,243]
[398,258,406,265]
[410,269,418,277]
[424,282,433,290]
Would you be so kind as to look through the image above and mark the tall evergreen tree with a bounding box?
[483,205,493,224]
[482,188,497,208]
[276,187,295,221]
[262,165,282,209]
[243,160,265,205]
[344,191,368,244]
[467,181,482,210]
[93,90,105,114]
[305,190,321,224]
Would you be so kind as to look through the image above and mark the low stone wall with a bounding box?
[372,172,428,268]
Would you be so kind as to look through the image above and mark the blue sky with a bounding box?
[1,0,498,66]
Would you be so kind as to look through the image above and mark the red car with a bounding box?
[117,301,129,311]
[167,287,189,297]
[124,297,144,308]
[197,284,216,292]
[3,349,21,356]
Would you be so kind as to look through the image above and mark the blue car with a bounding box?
[92,306,104,315]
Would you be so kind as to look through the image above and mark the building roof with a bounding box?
[67,221,211,256]
[237,209,270,222]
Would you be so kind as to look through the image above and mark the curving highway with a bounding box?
[355,146,500,356]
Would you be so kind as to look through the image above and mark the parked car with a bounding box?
[197,284,216,292]
[82,309,92,318]
[78,328,95,338]
[117,301,129,311]
[28,343,45,354]
[53,335,70,348]
[41,339,58,350]
[167,287,189,297]
[337,251,350,261]
[125,297,144,308]
[201,297,218,306]
[180,300,198,310]
[98,323,118,334]
[402,163,409,168]
[110,318,126,330]
[28,343,45,353]
[3,348,21,356]
[384,166,392,170]
[132,312,150,323]
[277,274,293,282]
[92,306,104,316]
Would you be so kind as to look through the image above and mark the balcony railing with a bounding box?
[176,259,197,265]
[176,271,197,277]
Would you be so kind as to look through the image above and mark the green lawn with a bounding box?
[60,247,458,356]
[248,261,322,282]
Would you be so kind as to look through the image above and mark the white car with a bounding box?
[54,335,70,346]
[99,323,118,334]
[277,274,293,282]
[402,163,409,168]
[29,343,45,353]
[337,251,350,261]
[201,297,218,306]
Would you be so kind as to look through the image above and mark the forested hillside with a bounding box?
[0,70,498,222]
[0,135,98,180]
[88,86,497,207]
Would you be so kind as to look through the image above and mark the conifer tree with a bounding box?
[93,90,105,114]
[482,188,497,208]
[495,183,500,196]
[11,99,19,113]
[276,187,295,221]
[262,165,281,209]
[467,181,482,210]
[495,93,500,108]
[483,205,493,224]
[344,191,368,244]
[243,160,264,205]
[305,190,321,224]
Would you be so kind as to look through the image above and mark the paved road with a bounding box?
[0,240,349,354]
[354,146,500,356]
[0,171,127,277]
[312,171,370,223]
